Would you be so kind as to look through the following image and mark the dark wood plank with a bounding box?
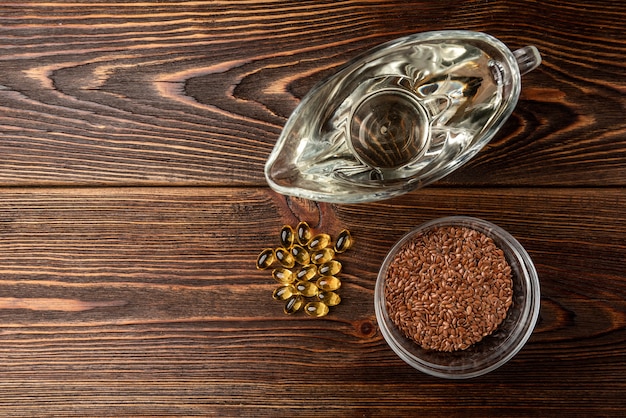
[0,187,623,415]
[0,1,624,186]
[1,1,625,416]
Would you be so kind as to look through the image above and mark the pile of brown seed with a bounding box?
[384,226,513,352]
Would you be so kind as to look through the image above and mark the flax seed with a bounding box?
[384,225,514,352]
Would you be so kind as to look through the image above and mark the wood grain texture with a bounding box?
[0,187,624,416]
[0,1,624,186]
[0,1,625,416]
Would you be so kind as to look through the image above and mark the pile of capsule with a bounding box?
[256,222,353,317]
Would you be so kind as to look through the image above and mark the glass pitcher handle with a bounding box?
[514,46,542,76]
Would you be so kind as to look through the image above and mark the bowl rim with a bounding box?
[374,215,541,379]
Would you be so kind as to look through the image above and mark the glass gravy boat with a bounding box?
[265,30,541,203]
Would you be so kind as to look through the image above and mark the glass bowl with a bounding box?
[374,216,540,379]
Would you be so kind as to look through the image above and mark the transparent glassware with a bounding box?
[375,216,541,379]
[265,31,541,203]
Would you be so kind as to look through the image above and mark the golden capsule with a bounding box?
[279,225,295,249]
[304,301,329,317]
[311,247,335,264]
[334,229,353,253]
[295,280,318,297]
[309,233,331,251]
[295,264,317,281]
[296,221,312,246]
[256,248,275,269]
[272,284,296,301]
[272,267,295,284]
[284,295,304,314]
[275,247,295,268]
[290,244,311,265]
[317,291,341,306]
[316,276,341,291]
[318,260,341,276]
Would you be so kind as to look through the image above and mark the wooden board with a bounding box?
[0,187,623,415]
[0,1,624,187]
[0,0,625,415]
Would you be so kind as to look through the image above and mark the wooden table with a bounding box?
[1,1,624,416]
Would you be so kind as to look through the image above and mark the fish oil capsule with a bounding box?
[284,295,304,315]
[290,244,311,265]
[316,276,342,291]
[309,233,331,251]
[295,280,318,297]
[275,247,295,268]
[317,291,341,306]
[279,225,295,249]
[334,229,353,253]
[272,267,295,284]
[304,301,329,317]
[295,264,317,281]
[272,284,296,301]
[256,248,275,269]
[318,260,341,276]
[296,221,312,246]
[311,247,335,264]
